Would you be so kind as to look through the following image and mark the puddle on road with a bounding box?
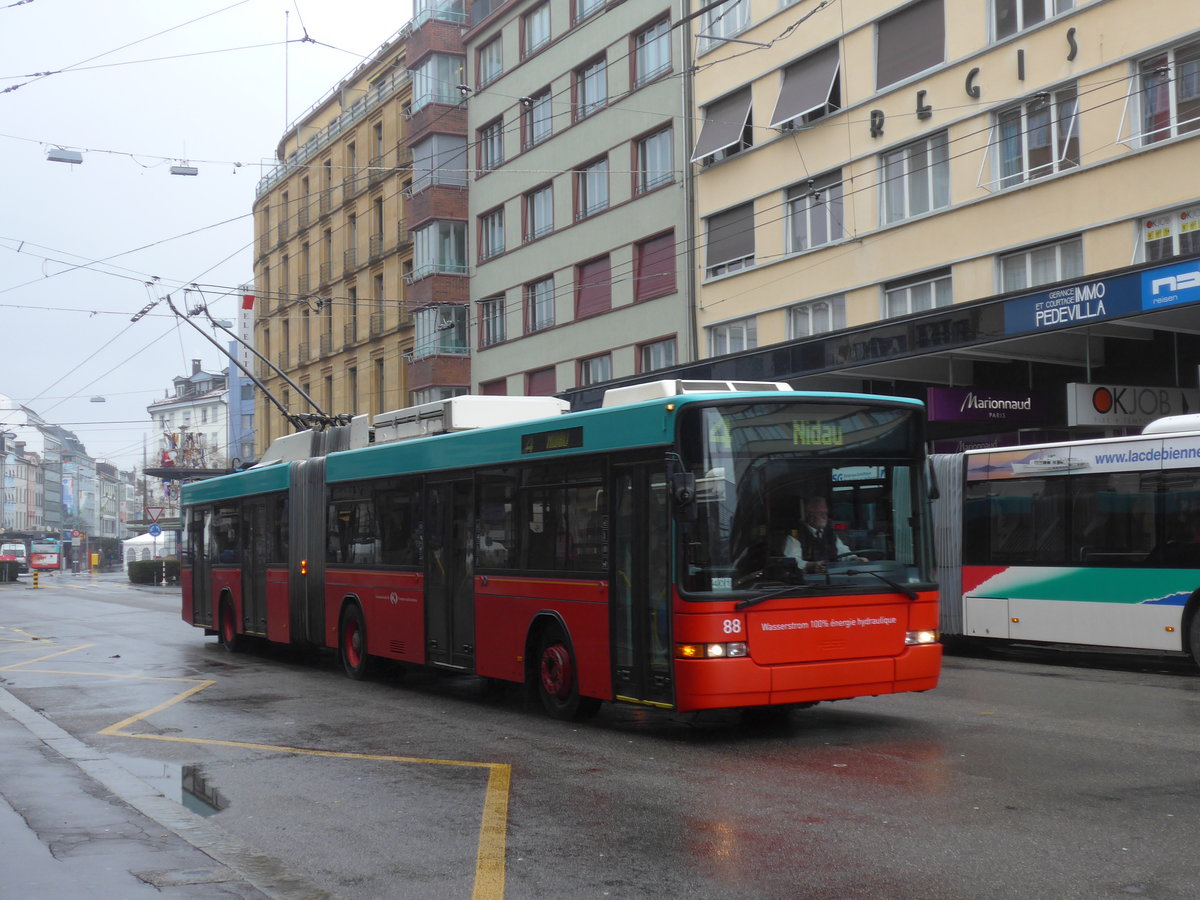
[113,755,229,817]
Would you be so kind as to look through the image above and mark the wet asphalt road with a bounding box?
[2,572,1199,899]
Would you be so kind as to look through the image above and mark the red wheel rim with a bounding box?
[540,642,572,700]
[345,619,363,668]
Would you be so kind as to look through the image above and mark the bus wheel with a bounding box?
[219,597,244,653]
[340,604,372,681]
[1188,611,1200,666]
[536,625,600,721]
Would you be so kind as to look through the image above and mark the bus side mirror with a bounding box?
[671,472,697,510]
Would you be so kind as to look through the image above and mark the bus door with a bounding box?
[187,507,213,628]
[426,478,475,670]
[611,462,674,708]
[242,499,269,635]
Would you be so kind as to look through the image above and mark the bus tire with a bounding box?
[340,603,372,681]
[536,624,600,721]
[219,596,244,653]
[1187,609,1200,667]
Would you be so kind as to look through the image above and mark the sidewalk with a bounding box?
[0,646,335,899]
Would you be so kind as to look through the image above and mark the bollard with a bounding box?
[32,570,39,590]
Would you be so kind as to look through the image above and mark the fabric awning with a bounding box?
[769,44,840,128]
[691,88,753,162]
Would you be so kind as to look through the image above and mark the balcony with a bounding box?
[319,261,332,286]
[369,233,384,262]
[369,154,388,186]
[298,342,311,364]
[343,322,357,348]
[319,189,333,216]
[319,332,334,356]
[298,204,311,229]
[344,247,358,273]
[298,274,311,294]
[369,312,385,336]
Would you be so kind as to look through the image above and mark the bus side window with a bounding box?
[477,471,516,569]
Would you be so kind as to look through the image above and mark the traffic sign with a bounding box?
[146,507,164,522]
[148,524,162,537]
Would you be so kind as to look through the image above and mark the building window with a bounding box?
[575,57,607,120]
[705,203,755,277]
[481,378,508,396]
[412,221,467,278]
[526,366,556,396]
[411,53,462,112]
[786,170,843,253]
[1138,40,1200,145]
[478,118,504,172]
[634,18,671,87]
[634,231,676,301]
[412,133,468,191]
[770,43,840,129]
[876,0,944,89]
[575,255,611,318]
[414,0,466,26]
[479,207,505,261]
[636,127,673,193]
[699,0,749,53]
[479,295,506,347]
[478,37,502,86]
[575,157,608,219]
[579,354,612,386]
[639,338,676,373]
[524,88,553,148]
[574,0,603,24]
[525,184,553,241]
[413,305,468,358]
[884,269,952,318]
[994,85,1079,189]
[526,276,555,332]
[789,295,845,338]
[880,131,950,224]
[994,0,1072,40]
[999,237,1083,291]
[1141,204,1200,261]
[524,3,550,56]
[709,317,757,356]
[692,88,753,162]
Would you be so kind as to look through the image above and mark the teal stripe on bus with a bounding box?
[180,462,291,505]
[325,392,924,485]
[326,398,673,483]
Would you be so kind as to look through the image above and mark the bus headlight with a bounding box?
[905,630,938,646]
[676,642,749,659]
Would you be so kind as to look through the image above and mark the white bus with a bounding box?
[932,415,1200,665]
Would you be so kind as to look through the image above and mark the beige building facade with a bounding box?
[252,25,420,457]
[602,0,1200,445]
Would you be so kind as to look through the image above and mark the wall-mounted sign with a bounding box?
[1066,383,1200,427]
[926,387,1053,423]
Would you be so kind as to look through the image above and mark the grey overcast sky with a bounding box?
[1,0,414,469]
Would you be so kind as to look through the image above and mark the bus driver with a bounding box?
[784,496,866,574]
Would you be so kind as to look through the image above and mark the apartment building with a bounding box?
[463,0,695,395]
[252,22,421,455]
[558,0,1200,446]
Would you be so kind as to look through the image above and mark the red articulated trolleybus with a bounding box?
[181,381,941,719]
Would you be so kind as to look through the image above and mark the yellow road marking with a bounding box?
[1,640,510,898]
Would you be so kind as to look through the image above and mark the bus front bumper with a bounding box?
[672,644,942,712]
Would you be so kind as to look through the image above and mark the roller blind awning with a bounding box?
[691,89,753,162]
[769,44,840,129]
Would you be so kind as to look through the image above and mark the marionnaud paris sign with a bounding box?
[1003,257,1200,336]
[926,387,1052,423]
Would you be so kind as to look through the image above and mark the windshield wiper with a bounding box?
[735,583,815,611]
[845,568,919,600]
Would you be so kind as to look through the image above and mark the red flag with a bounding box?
[242,294,255,310]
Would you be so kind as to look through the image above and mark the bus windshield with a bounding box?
[676,401,931,596]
